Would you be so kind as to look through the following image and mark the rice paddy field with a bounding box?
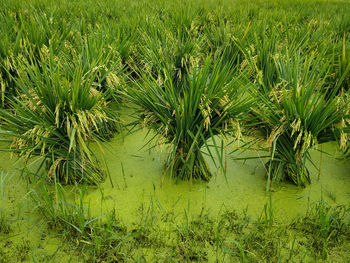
[1,0,350,262]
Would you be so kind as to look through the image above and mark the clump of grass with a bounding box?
[292,200,350,259]
[244,49,347,186]
[173,209,214,262]
[127,57,251,181]
[0,50,119,184]
[29,176,138,262]
[29,179,102,240]
[176,209,216,245]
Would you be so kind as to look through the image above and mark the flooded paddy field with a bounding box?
[1,0,350,261]
[1,125,350,262]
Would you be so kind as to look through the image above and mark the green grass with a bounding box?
[239,46,349,186]
[24,177,350,262]
[127,57,251,180]
[0,49,120,184]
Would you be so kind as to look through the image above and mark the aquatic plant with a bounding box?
[127,57,251,181]
[329,36,350,93]
[61,33,126,103]
[0,51,119,184]
[292,200,350,259]
[29,179,101,238]
[1,0,350,262]
[246,50,348,186]
[137,24,203,90]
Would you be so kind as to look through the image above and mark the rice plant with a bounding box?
[0,49,119,184]
[100,24,137,68]
[61,34,126,103]
[0,8,76,109]
[127,57,251,181]
[330,36,350,93]
[0,16,22,108]
[203,17,250,69]
[137,23,203,89]
[246,50,348,186]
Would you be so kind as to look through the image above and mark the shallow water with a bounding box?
[85,128,350,225]
[0,144,81,262]
[1,127,350,261]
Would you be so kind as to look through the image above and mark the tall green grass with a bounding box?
[0,49,119,184]
[127,57,251,180]
[243,48,347,186]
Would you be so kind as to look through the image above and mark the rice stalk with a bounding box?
[127,57,251,181]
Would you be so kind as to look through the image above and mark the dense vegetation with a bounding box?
[0,0,349,186]
[0,0,349,261]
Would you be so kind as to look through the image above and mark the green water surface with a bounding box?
[0,126,350,261]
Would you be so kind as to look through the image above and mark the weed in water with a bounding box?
[291,200,350,260]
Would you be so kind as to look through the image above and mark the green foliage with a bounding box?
[127,58,251,180]
[28,183,350,262]
[0,0,350,261]
[243,48,347,186]
[30,180,101,238]
[292,200,350,259]
[0,50,119,184]
[138,26,203,89]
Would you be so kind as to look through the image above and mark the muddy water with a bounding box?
[85,129,350,225]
